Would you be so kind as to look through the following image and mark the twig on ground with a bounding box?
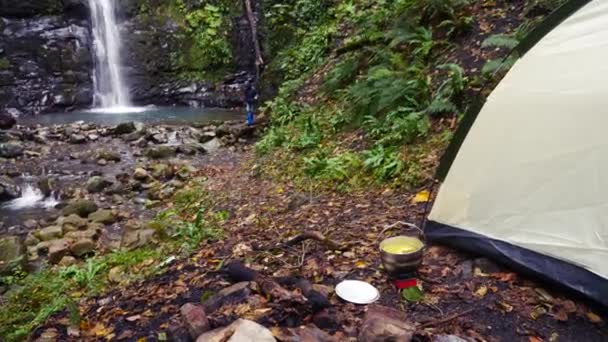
[272,231,345,251]
[418,308,476,329]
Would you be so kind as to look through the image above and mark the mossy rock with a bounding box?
[144,146,176,159]
[62,199,98,218]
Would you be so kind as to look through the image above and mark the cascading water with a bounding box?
[88,0,135,111]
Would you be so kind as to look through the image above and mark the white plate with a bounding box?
[335,280,380,304]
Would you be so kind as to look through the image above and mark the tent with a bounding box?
[426,0,608,306]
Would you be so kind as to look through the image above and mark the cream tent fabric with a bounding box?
[429,0,608,284]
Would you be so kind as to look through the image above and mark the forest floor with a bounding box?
[36,144,608,342]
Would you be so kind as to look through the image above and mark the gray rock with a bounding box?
[69,134,86,144]
[0,236,24,274]
[62,199,98,217]
[59,214,88,231]
[70,238,96,257]
[0,142,24,158]
[37,177,55,197]
[86,176,113,193]
[48,238,70,264]
[202,138,221,153]
[359,305,415,342]
[24,232,40,246]
[196,319,276,342]
[97,150,121,162]
[38,226,63,241]
[88,209,116,224]
[58,256,77,267]
[114,122,136,135]
[0,112,16,129]
[180,303,210,339]
[151,163,173,180]
[121,229,156,250]
[144,146,176,159]
[133,167,150,181]
[0,176,21,201]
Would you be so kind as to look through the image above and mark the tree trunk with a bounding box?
[243,0,264,79]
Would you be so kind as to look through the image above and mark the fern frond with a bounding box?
[481,34,519,49]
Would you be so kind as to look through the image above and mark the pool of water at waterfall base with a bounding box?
[20,106,243,126]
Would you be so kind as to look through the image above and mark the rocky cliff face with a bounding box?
[0,1,93,115]
[0,0,256,116]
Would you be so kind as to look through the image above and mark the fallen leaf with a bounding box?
[355,260,367,268]
[411,190,430,204]
[402,286,424,303]
[497,301,513,313]
[529,337,543,342]
[126,314,141,322]
[90,323,113,337]
[531,306,547,320]
[474,285,488,297]
[474,267,489,277]
[587,312,603,323]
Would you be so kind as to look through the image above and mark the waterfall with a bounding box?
[88,0,131,109]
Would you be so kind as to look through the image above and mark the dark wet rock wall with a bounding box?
[0,0,258,115]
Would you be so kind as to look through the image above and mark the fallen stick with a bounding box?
[418,308,476,329]
[223,261,307,305]
[280,231,345,251]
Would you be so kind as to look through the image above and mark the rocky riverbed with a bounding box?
[0,116,258,272]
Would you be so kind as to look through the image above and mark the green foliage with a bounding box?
[182,3,232,70]
[402,286,424,302]
[0,247,161,341]
[481,34,519,49]
[304,150,362,182]
[482,54,519,75]
[173,207,224,252]
[363,146,404,182]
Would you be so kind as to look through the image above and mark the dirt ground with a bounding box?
[37,148,607,341]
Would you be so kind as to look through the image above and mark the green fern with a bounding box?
[482,54,519,75]
[481,34,519,49]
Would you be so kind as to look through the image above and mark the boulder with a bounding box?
[70,238,96,257]
[24,232,40,246]
[133,167,150,181]
[0,112,16,129]
[151,163,173,180]
[37,177,55,197]
[0,142,24,158]
[121,229,156,250]
[48,239,71,264]
[180,303,210,339]
[88,209,116,224]
[38,226,63,241]
[59,214,88,231]
[64,227,100,241]
[69,134,86,144]
[196,319,276,342]
[358,305,415,342]
[86,176,113,193]
[144,146,176,159]
[97,150,121,162]
[58,256,77,267]
[114,122,136,135]
[0,236,24,274]
[0,176,21,201]
[62,199,98,217]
